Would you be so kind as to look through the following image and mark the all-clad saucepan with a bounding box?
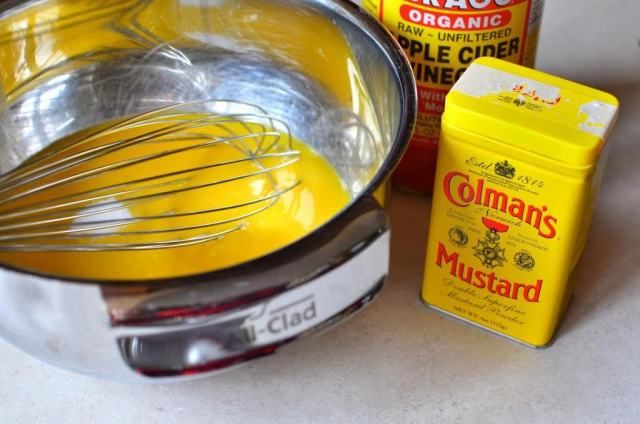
[0,0,416,381]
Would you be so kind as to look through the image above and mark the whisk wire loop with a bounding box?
[0,101,301,252]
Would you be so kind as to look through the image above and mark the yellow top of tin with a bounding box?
[444,57,619,168]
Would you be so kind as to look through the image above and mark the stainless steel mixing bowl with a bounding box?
[0,0,416,381]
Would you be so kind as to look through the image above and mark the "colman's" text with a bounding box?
[443,171,558,239]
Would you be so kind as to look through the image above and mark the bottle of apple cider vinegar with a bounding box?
[359,0,545,192]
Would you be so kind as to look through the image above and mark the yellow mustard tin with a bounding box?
[421,57,619,347]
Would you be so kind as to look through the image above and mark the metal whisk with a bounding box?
[0,100,301,251]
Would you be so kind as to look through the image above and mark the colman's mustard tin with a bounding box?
[421,57,619,347]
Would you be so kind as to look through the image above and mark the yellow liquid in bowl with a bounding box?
[0,117,351,280]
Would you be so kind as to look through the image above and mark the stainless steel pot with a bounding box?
[0,0,416,381]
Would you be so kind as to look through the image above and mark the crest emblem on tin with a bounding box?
[514,251,536,271]
[448,226,469,247]
[495,161,516,179]
[473,230,507,269]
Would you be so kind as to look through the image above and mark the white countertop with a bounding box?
[2,1,639,423]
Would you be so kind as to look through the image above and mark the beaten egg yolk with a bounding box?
[0,117,351,280]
